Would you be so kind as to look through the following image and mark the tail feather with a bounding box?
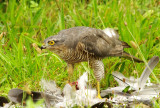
[121,41,131,48]
[122,52,143,63]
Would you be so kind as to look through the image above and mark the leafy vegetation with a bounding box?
[0,0,160,106]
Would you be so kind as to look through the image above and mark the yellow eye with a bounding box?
[48,41,55,45]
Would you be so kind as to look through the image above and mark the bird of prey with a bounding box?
[41,26,143,98]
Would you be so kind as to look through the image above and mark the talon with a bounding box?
[97,94,102,99]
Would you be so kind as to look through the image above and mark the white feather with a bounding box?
[63,84,75,100]
[77,72,88,90]
[103,28,119,39]
[139,56,159,90]
[101,56,160,106]
[41,79,62,95]
[111,56,159,91]
[41,72,106,108]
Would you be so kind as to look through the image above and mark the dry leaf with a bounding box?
[32,43,42,54]
[0,32,6,40]
[130,41,138,49]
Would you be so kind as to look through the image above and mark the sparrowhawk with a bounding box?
[41,26,143,98]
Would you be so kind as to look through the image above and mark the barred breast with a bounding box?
[61,48,104,81]
[61,49,95,64]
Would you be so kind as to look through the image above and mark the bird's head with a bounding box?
[41,35,65,51]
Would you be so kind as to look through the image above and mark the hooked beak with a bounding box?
[41,45,46,50]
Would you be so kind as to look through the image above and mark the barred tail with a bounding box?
[122,52,143,63]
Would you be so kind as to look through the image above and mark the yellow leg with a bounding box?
[97,81,102,99]
[67,64,74,82]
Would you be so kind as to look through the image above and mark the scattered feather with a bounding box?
[8,88,42,104]
[101,56,160,107]
[0,96,9,107]
[139,56,159,90]
[5,56,160,107]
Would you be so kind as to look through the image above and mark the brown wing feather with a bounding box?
[79,30,125,58]
[59,26,125,57]
[61,27,114,49]
[79,35,113,57]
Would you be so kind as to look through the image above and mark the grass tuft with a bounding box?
[0,0,160,107]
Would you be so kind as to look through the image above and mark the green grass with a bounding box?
[0,0,160,107]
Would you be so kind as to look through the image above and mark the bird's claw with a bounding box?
[97,94,102,99]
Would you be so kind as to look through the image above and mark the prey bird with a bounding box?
[41,26,143,98]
